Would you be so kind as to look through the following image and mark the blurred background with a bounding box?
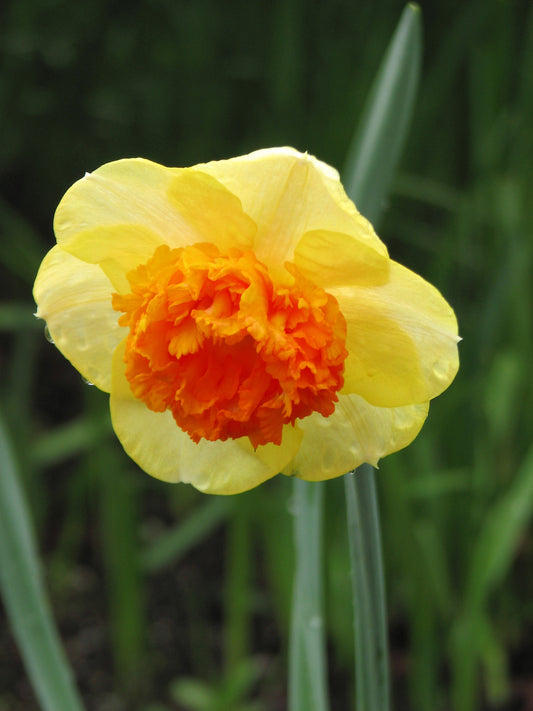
[1,0,532,709]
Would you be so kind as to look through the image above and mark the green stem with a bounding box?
[98,447,145,695]
[0,408,85,711]
[225,494,252,673]
[345,464,390,711]
[288,479,329,711]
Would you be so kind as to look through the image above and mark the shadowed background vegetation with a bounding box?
[1,0,532,709]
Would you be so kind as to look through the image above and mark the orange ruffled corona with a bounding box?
[112,243,347,448]
[33,148,460,494]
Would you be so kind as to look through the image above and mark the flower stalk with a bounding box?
[345,465,390,711]
[340,6,423,705]
[288,479,329,711]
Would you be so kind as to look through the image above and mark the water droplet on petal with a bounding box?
[82,377,94,386]
[432,360,450,383]
[44,325,54,344]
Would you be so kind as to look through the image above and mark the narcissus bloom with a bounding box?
[34,148,459,494]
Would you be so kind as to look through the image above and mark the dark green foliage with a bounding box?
[1,1,532,709]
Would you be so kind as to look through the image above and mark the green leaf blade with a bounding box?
[343,3,422,223]
[0,410,86,711]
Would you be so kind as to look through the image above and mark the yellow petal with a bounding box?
[287,394,429,481]
[55,159,257,291]
[293,229,389,288]
[61,224,164,293]
[167,170,256,252]
[110,341,302,494]
[197,147,388,279]
[33,246,124,392]
[55,159,188,247]
[332,261,460,407]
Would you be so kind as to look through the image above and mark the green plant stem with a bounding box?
[0,408,85,711]
[98,447,145,694]
[345,465,390,711]
[225,495,252,673]
[341,6,422,709]
[288,479,329,711]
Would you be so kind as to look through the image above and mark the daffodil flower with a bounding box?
[33,147,459,494]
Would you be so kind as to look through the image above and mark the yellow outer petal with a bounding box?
[110,341,302,494]
[55,158,185,245]
[62,224,165,293]
[54,159,256,286]
[332,261,460,407]
[293,229,389,288]
[33,246,123,392]
[167,170,256,252]
[286,394,429,481]
[197,147,388,280]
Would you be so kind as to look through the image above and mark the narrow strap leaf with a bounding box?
[343,3,422,224]
[0,409,85,711]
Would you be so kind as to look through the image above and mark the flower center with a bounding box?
[112,242,348,448]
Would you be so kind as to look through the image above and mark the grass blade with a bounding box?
[451,444,533,711]
[31,415,112,467]
[466,443,533,609]
[343,3,422,224]
[97,443,145,694]
[0,408,85,711]
[140,497,232,573]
